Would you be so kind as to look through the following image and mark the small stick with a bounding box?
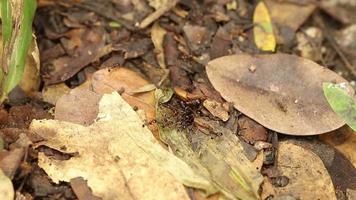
[314,14,356,77]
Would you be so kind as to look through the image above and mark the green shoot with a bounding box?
[0,0,37,102]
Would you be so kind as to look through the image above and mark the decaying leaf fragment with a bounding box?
[253,1,276,51]
[30,92,212,200]
[264,141,336,200]
[157,98,263,200]
[206,54,352,135]
[320,126,356,167]
[151,22,167,68]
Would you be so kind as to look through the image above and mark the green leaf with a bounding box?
[0,0,13,43]
[108,21,121,28]
[0,0,37,102]
[323,82,356,131]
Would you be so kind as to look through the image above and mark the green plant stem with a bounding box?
[0,0,36,102]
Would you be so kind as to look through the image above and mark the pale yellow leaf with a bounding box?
[253,1,276,51]
[30,92,212,200]
[0,169,14,200]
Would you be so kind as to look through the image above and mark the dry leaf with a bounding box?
[91,67,157,135]
[148,0,167,10]
[253,1,276,51]
[320,126,356,167]
[158,103,263,200]
[20,34,41,96]
[55,88,101,126]
[203,99,229,121]
[70,177,101,200]
[151,22,167,68]
[264,0,315,44]
[0,168,14,200]
[206,54,351,135]
[270,141,336,200]
[0,148,25,179]
[30,92,212,200]
[92,67,155,117]
[42,83,71,105]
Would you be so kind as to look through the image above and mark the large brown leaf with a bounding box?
[206,54,352,135]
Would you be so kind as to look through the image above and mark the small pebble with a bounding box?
[254,141,272,151]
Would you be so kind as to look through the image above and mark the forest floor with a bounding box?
[0,0,356,200]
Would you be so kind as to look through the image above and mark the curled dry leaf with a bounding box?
[30,92,212,200]
[151,22,167,68]
[19,34,41,96]
[0,169,14,200]
[265,141,336,200]
[206,54,352,135]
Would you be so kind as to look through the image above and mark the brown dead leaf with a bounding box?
[203,99,229,121]
[19,34,41,96]
[45,44,112,85]
[265,0,315,44]
[92,67,156,125]
[42,83,71,105]
[269,141,336,200]
[0,148,24,179]
[238,116,268,144]
[30,92,212,200]
[70,177,101,200]
[151,22,167,68]
[206,54,352,135]
[320,126,356,167]
[55,88,101,126]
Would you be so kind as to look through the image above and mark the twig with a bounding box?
[74,3,136,31]
[314,14,356,77]
[139,0,178,29]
